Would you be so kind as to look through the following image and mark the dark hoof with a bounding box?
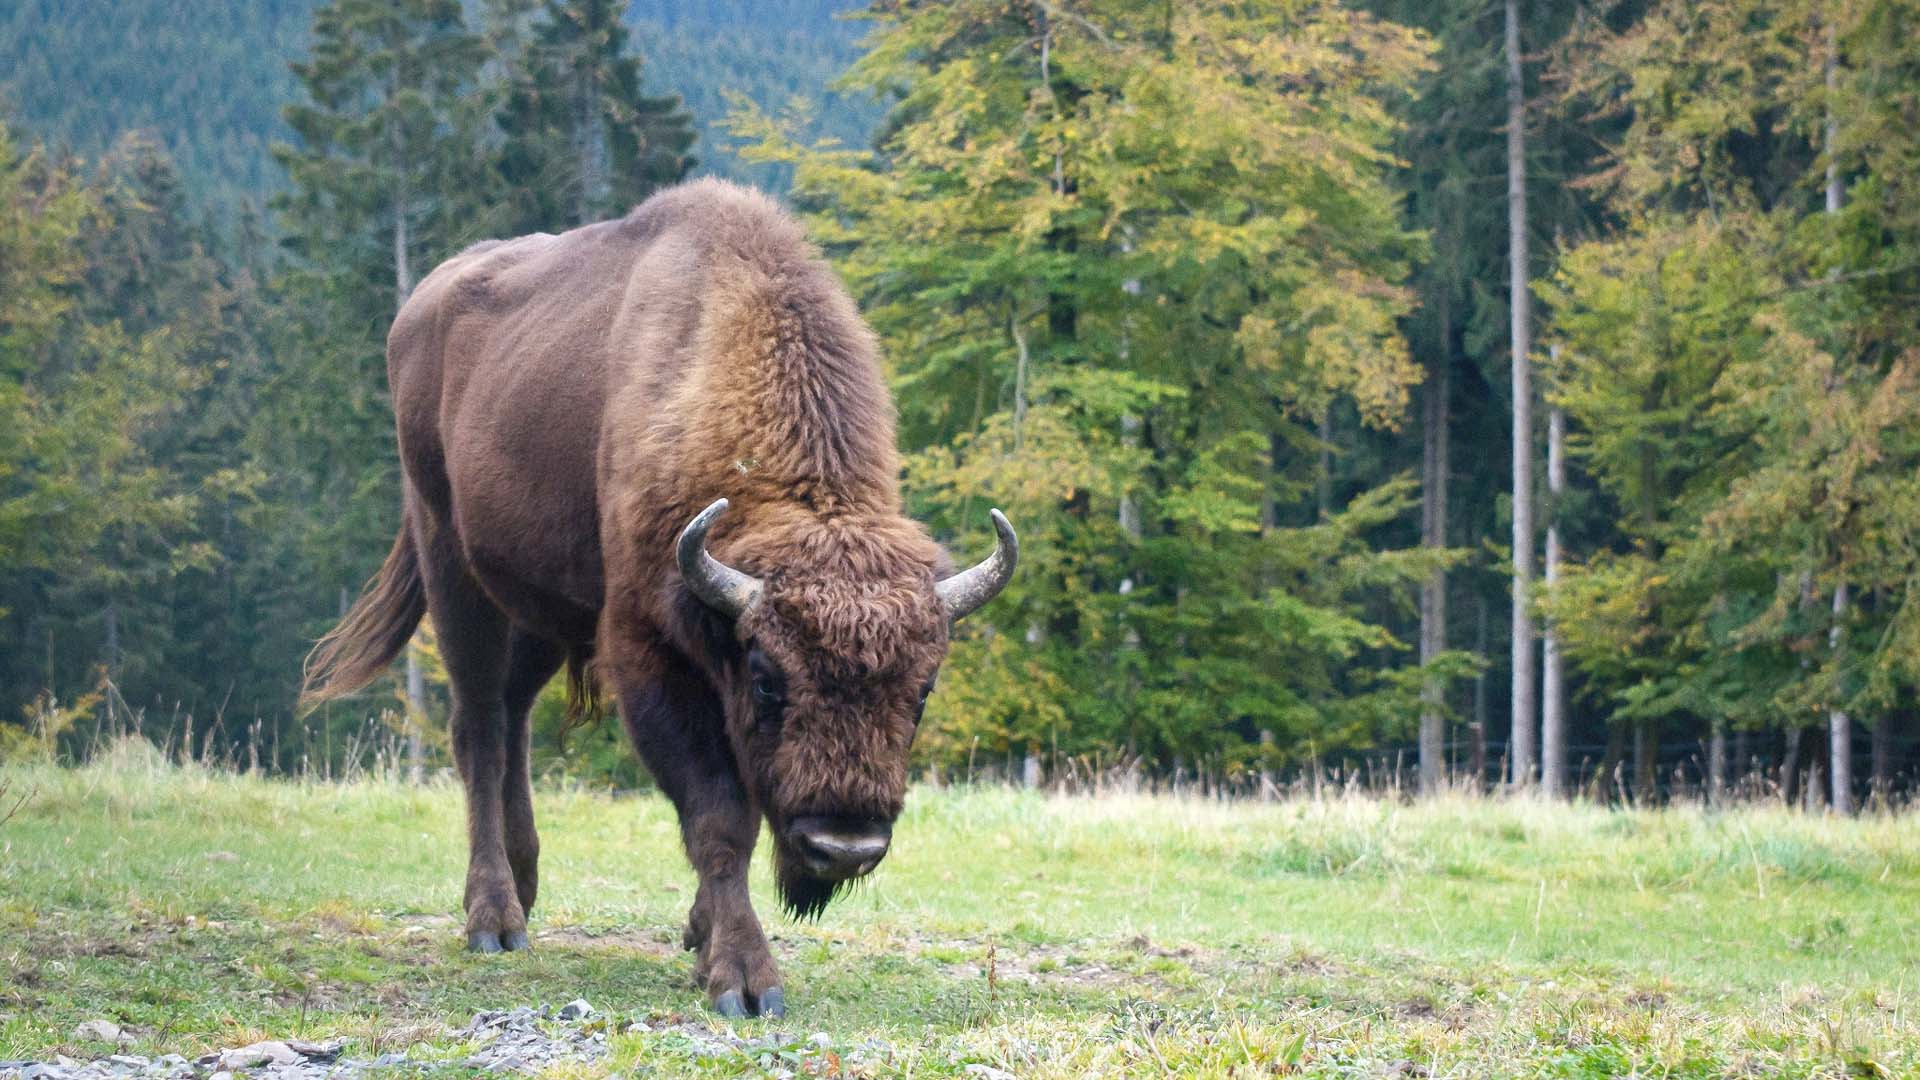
[467,931,504,954]
[756,987,786,1019]
[712,990,748,1019]
[502,930,530,951]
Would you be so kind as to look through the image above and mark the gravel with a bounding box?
[3,1006,599,1080]
[2,1003,901,1080]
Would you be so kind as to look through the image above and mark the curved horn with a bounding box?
[937,509,1019,622]
[676,498,763,618]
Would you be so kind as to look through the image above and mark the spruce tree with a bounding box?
[265,0,491,723]
[495,0,695,234]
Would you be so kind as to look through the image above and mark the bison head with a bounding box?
[676,498,1016,917]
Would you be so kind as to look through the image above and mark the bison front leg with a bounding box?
[680,803,783,1019]
[620,662,784,1018]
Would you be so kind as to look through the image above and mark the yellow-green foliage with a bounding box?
[732,1,1466,768]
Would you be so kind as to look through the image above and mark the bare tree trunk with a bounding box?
[1829,582,1852,814]
[1823,24,1853,817]
[1826,19,1842,220]
[1733,727,1751,793]
[1593,720,1627,802]
[1470,593,1489,791]
[1505,0,1536,791]
[1632,718,1658,805]
[1418,346,1450,796]
[1541,366,1567,798]
[395,190,426,785]
[1870,714,1893,808]
[103,599,120,682]
[392,196,411,305]
[1708,720,1728,806]
[574,63,606,224]
[1780,725,1804,806]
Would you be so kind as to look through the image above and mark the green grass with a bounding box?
[2,741,1917,1077]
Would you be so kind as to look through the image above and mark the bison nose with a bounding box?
[787,816,891,880]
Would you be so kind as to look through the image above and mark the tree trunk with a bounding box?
[574,62,606,224]
[1822,25,1852,817]
[1593,720,1627,802]
[1780,725,1804,806]
[1504,0,1536,791]
[103,598,120,683]
[394,186,426,784]
[1870,713,1893,808]
[1829,582,1852,814]
[1471,592,1489,792]
[392,195,411,305]
[1632,718,1659,805]
[1826,20,1842,219]
[1541,376,1567,797]
[1418,346,1450,796]
[1708,720,1728,806]
[1733,727,1751,793]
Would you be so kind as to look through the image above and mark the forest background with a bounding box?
[4,0,1919,811]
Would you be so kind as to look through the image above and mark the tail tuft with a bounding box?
[554,646,606,750]
[300,527,427,711]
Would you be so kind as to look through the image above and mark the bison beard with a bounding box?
[299,179,1016,1018]
[776,857,848,921]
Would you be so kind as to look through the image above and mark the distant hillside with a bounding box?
[0,0,880,217]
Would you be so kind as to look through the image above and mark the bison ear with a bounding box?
[677,498,764,618]
[936,509,1018,622]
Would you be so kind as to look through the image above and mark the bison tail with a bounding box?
[299,525,427,711]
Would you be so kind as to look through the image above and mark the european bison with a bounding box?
[300,179,1017,1018]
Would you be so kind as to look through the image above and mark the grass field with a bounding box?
[2,742,1917,1077]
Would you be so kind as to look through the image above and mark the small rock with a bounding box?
[282,1041,339,1063]
[622,1022,651,1035]
[72,1021,130,1046]
[555,999,593,1022]
[963,1065,1017,1080]
[106,1058,147,1069]
[20,1065,67,1080]
[808,1032,832,1049]
[208,1072,232,1080]
[369,1053,406,1067]
[214,1042,300,1070]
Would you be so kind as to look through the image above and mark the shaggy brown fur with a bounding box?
[301,179,976,1019]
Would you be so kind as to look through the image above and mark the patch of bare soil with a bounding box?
[530,926,681,958]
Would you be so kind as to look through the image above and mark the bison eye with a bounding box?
[746,646,787,725]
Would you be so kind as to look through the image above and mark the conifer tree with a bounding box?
[266,0,491,721]
[741,0,1455,771]
[495,0,695,234]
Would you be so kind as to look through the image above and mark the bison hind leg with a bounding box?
[502,630,567,924]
